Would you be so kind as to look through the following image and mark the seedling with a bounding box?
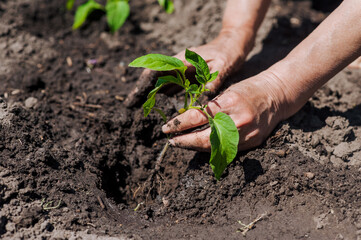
[67,0,174,33]
[129,49,239,180]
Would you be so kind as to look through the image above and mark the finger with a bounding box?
[169,128,212,152]
[162,109,208,134]
[162,92,232,134]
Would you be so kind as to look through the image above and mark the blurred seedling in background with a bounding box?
[67,0,174,33]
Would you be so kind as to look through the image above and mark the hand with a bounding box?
[124,30,248,108]
[162,71,288,152]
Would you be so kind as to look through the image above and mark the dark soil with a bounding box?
[1,0,361,239]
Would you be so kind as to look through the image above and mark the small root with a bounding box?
[237,212,268,236]
[97,195,106,209]
[140,141,170,204]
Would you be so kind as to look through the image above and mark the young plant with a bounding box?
[129,49,239,180]
[67,0,174,33]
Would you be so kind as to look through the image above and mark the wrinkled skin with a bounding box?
[162,72,285,152]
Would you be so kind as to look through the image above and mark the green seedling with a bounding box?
[157,0,174,14]
[129,49,239,180]
[67,0,174,33]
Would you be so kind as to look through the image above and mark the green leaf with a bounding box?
[143,96,156,117]
[158,0,174,14]
[129,54,186,72]
[184,79,190,88]
[185,49,210,84]
[154,108,167,123]
[208,71,219,83]
[106,0,130,33]
[73,0,104,30]
[155,75,183,87]
[187,84,200,94]
[144,81,168,116]
[147,85,162,99]
[209,112,239,180]
[66,0,75,10]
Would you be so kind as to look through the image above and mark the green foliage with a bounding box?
[154,108,167,122]
[68,0,174,33]
[209,113,239,180]
[129,54,185,71]
[66,0,75,10]
[156,75,183,87]
[105,0,130,33]
[158,0,174,14]
[185,48,210,84]
[143,96,156,117]
[129,49,240,180]
[72,0,104,30]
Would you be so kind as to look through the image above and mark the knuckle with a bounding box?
[220,90,242,108]
[188,110,203,124]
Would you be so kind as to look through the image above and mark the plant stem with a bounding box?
[184,93,188,109]
[177,69,187,86]
[202,109,212,119]
[155,141,169,171]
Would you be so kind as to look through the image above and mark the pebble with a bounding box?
[66,57,72,67]
[304,172,315,179]
[290,17,301,27]
[24,97,38,108]
[162,197,170,208]
[11,89,20,95]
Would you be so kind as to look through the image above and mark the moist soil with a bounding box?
[1,0,361,239]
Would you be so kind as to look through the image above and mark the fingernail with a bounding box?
[168,139,175,146]
[162,124,169,133]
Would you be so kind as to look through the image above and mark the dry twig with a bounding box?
[237,212,268,236]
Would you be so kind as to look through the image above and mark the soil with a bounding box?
[1,0,361,239]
